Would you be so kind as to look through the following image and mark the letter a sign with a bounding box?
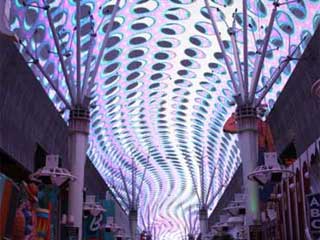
[307,193,320,234]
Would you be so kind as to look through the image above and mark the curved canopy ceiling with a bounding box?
[11,0,320,238]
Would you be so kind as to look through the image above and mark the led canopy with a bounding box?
[10,0,320,239]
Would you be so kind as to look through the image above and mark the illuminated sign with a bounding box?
[307,193,320,235]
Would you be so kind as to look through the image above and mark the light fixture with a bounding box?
[248,152,294,185]
[30,155,76,187]
[83,195,105,217]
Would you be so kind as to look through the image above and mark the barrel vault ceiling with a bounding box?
[11,0,320,238]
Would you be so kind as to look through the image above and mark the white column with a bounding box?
[68,108,90,239]
[236,106,260,227]
[199,208,208,239]
[285,180,293,240]
[292,178,301,240]
[130,209,138,240]
[300,164,312,239]
[280,183,287,240]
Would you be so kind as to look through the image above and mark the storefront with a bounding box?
[0,165,128,240]
[0,33,130,240]
[270,137,320,240]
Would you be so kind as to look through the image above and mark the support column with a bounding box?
[68,107,90,239]
[286,181,293,240]
[236,106,260,227]
[130,209,138,240]
[199,207,208,239]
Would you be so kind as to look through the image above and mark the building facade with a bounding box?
[0,34,130,240]
[208,25,320,240]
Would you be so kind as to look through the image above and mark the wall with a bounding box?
[0,34,68,171]
[267,26,320,156]
[208,24,320,230]
[0,33,130,233]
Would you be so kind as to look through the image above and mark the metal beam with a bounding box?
[208,180,227,207]
[23,45,71,109]
[141,213,147,230]
[249,2,278,103]
[151,205,159,233]
[111,178,130,210]
[132,158,137,208]
[204,0,239,98]
[229,26,245,103]
[66,56,76,100]
[191,214,198,236]
[243,0,249,102]
[147,205,150,233]
[190,168,201,204]
[80,9,107,104]
[119,169,132,207]
[181,206,189,233]
[136,164,147,205]
[76,0,81,104]
[45,5,76,105]
[188,207,192,235]
[200,153,205,206]
[81,35,95,104]
[85,0,120,96]
[205,167,216,205]
[254,38,304,107]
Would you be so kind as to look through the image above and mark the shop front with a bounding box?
[270,137,320,240]
[0,166,128,240]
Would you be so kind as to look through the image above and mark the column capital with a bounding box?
[68,107,90,134]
